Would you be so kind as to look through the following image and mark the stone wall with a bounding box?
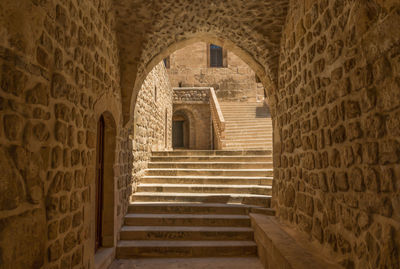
[273,0,400,268]
[0,0,132,268]
[168,42,265,102]
[131,62,173,190]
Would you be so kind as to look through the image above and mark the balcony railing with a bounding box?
[209,87,225,149]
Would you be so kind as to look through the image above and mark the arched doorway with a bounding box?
[95,112,116,252]
[172,113,189,149]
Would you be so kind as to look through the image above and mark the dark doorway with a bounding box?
[95,115,105,252]
[173,120,184,148]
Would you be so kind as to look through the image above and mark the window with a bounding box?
[209,44,223,67]
[154,86,157,102]
[163,56,170,69]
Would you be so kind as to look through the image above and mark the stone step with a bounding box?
[223,142,273,147]
[141,176,273,185]
[124,213,251,227]
[222,138,272,143]
[221,108,267,110]
[223,143,273,147]
[137,184,272,195]
[151,150,272,156]
[221,107,268,110]
[150,155,273,162]
[223,116,270,119]
[223,118,271,121]
[225,121,271,125]
[222,139,273,143]
[222,138,273,143]
[131,192,271,207]
[145,168,273,177]
[148,162,273,169]
[224,118,272,121]
[222,112,269,116]
[223,113,270,116]
[224,129,273,134]
[223,143,273,148]
[116,240,258,258]
[120,226,254,241]
[127,202,256,215]
[222,132,272,137]
[223,112,269,114]
[225,125,272,130]
[223,147,272,150]
[224,128,272,133]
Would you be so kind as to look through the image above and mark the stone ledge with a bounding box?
[250,214,342,269]
[94,247,115,269]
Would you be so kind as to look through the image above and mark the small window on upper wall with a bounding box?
[209,44,223,68]
[154,86,157,102]
[255,75,261,83]
[163,56,170,69]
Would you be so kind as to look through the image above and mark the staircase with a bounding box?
[116,150,273,259]
[220,102,273,150]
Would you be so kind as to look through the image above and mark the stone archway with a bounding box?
[112,0,290,125]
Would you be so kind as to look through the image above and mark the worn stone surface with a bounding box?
[131,63,173,191]
[110,257,263,269]
[273,1,400,268]
[0,0,399,268]
[0,0,128,268]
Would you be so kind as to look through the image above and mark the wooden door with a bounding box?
[173,120,184,148]
[95,115,105,252]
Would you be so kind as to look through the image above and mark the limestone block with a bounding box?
[0,146,25,210]
[0,209,46,267]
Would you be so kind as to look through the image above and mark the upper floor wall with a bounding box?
[167,42,265,102]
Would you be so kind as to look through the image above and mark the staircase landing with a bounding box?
[110,257,263,269]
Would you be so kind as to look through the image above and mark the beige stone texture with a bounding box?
[0,0,399,268]
[273,1,400,268]
[168,42,265,102]
[131,62,173,189]
[110,257,263,269]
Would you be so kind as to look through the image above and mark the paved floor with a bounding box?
[110,257,263,269]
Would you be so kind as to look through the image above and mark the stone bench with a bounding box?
[250,213,342,269]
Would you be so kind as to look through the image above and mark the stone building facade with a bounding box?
[167,42,265,102]
[131,63,172,190]
[0,0,399,268]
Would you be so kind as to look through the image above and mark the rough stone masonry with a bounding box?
[0,0,399,269]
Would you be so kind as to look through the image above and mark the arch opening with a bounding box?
[172,109,196,150]
[125,34,278,126]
